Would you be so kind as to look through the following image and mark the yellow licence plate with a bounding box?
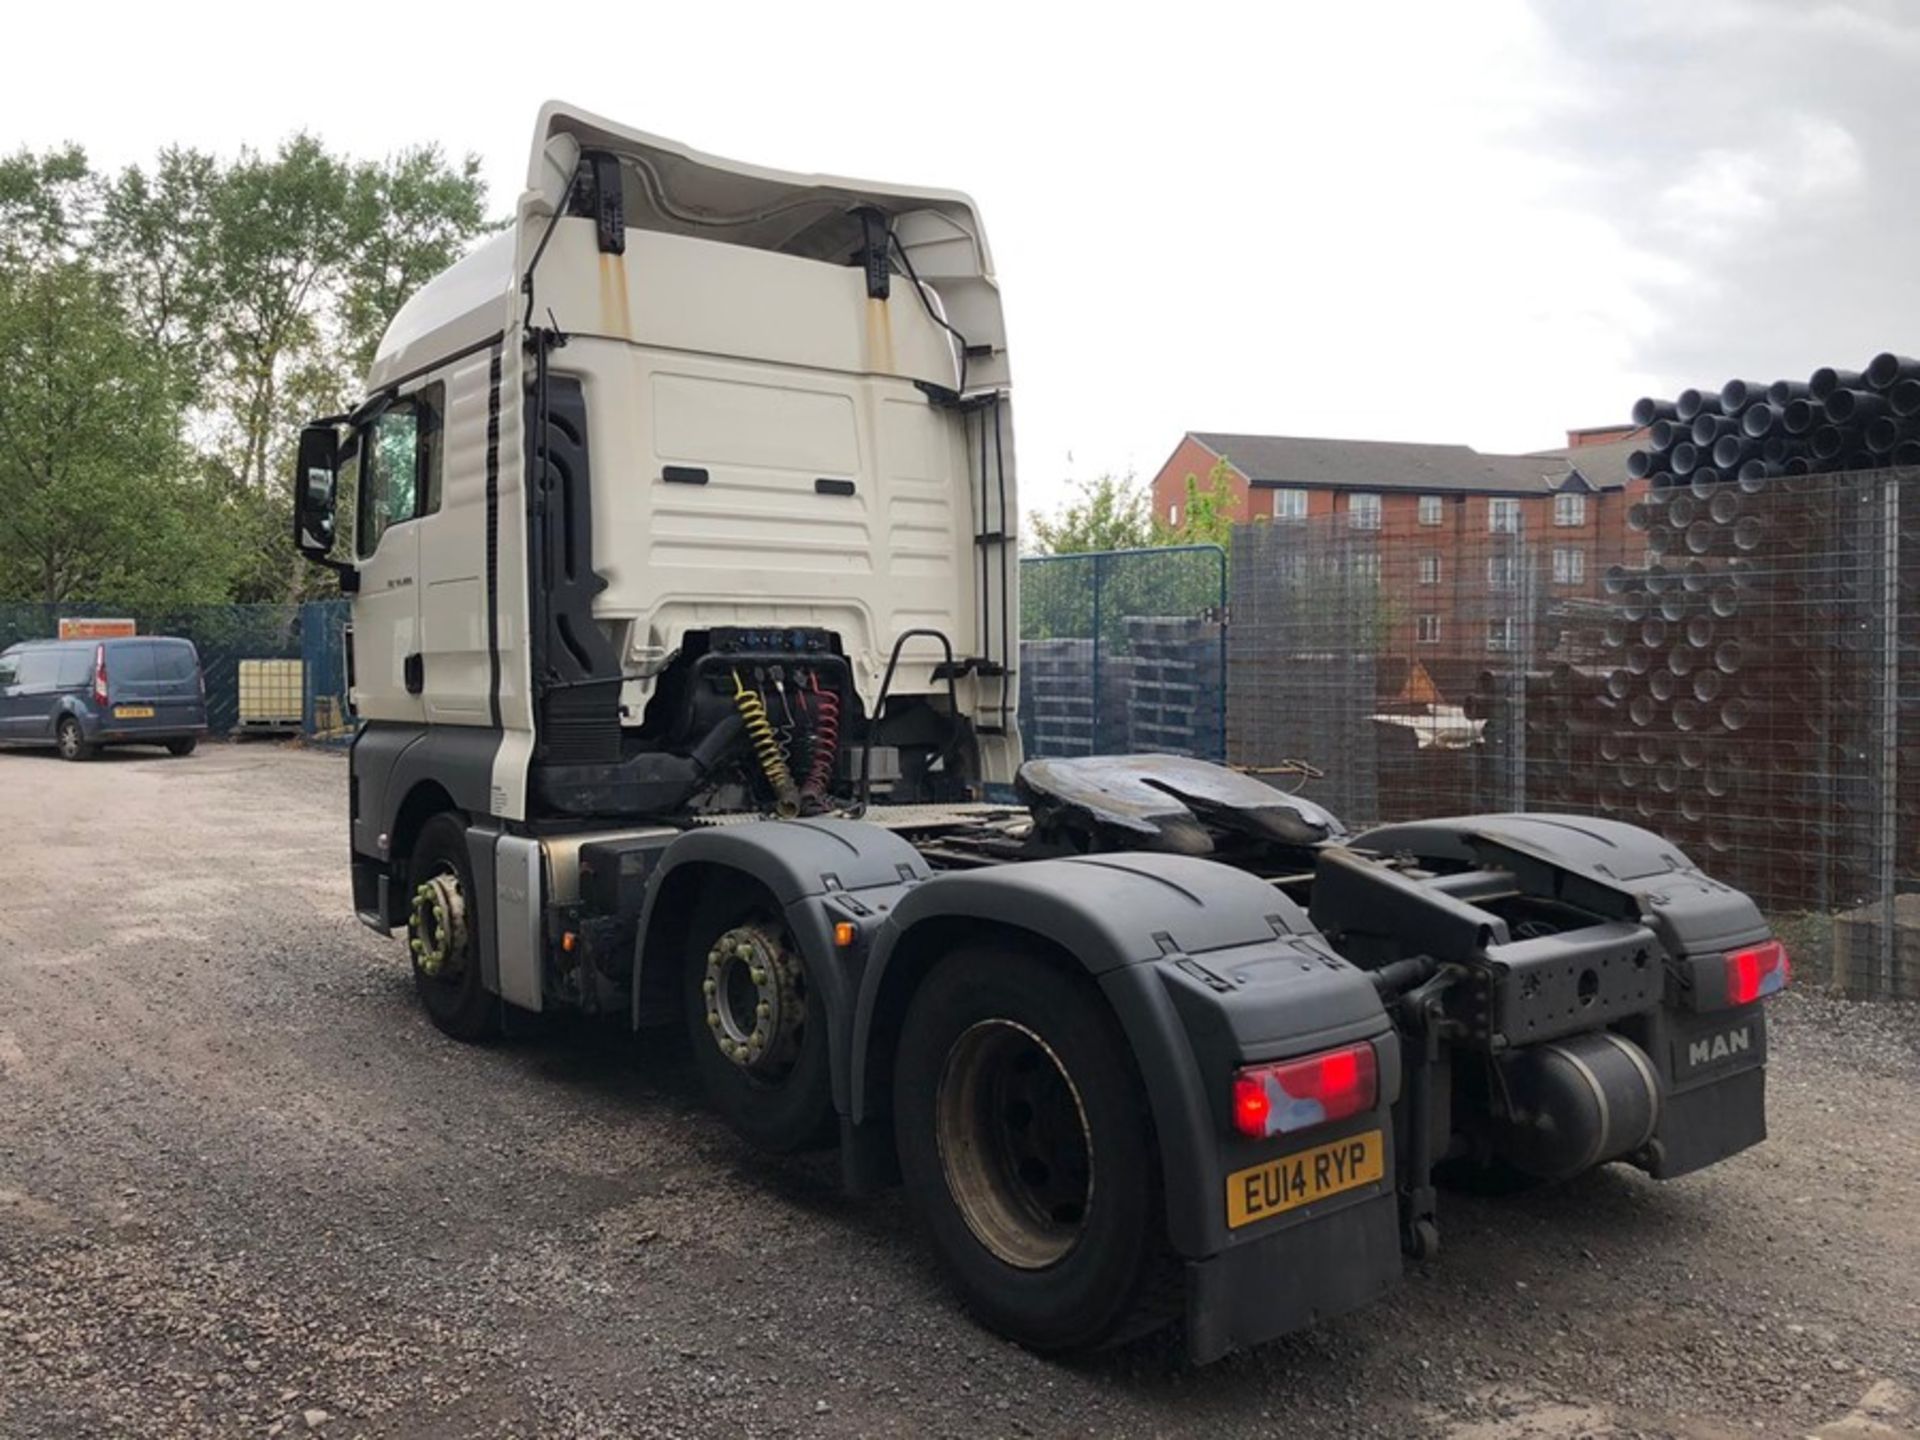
[113,706,155,719]
[1227,1129,1385,1228]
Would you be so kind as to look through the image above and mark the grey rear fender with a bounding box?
[632,819,930,1115]
[849,854,1396,1257]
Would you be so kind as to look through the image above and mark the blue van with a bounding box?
[0,636,209,760]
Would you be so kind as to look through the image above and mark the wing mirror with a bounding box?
[294,424,339,557]
[292,423,357,591]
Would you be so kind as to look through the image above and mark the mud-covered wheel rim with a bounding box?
[409,869,470,981]
[57,720,81,758]
[701,925,806,1082]
[934,1018,1094,1270]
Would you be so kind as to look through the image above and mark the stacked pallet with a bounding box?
[1018,637,1099,758]
[1123,616,1224,760]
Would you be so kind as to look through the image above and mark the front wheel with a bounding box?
[893,947,1176,1352]
[56,717,93,762]
[406,813,497,1042]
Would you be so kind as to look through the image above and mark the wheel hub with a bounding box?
[409,873,469,979]
[702,926,805,1075]
[934,1019,1094,1270]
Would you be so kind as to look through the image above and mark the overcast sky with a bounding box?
[5,0,1915,516]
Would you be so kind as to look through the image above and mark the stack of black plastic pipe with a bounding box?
[1626,351,1920,489]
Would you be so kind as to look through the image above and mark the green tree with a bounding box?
[1025,472,1155,555]
[1156,455,1238,550]
[0,258,244,605]
[0,135,491,608]
[340,147,490,377]
[97,146,221,403]
[0,145,94,264]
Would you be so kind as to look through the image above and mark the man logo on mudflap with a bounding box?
[1689,1025,1752,1068]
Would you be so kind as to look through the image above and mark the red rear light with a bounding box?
[1726,940,1789,1005]
[1232,1076,1272,1135]
[92,644,108,706]
[1232,1042,1378,1139]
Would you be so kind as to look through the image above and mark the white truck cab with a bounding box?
[299,100,1018,845]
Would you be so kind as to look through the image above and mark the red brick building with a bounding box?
[1151,427,1651,663]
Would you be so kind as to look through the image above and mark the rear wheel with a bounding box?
[683,896,836,1153]
[406,814,497,1041]
[56,717,93,762]
[165,738,197,757]
[893,947,1175,1352]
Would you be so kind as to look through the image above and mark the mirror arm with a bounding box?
[302,555,360,594]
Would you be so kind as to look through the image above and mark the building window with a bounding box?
[1554,492,1586,527]
[1419,554,1441,585]
[1351,552,1380,583]
[1168,502,1179,526]
[1417,614,1441,644]
[1488,555,1517,590]
[1487,617,1516,652]
[1489,497,1521,534]
[1349,493,1382,530]
[1418,494,1444,526]
[1552,546,1586,585]
[1273,487,1308,521]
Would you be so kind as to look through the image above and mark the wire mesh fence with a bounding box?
[0,600,353,744]
[1019,545,1228,761]
[1226,466,1920,1000]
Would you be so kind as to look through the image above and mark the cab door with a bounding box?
[349,390,440,725]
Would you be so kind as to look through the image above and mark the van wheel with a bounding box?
[893,947,1177,1352]
[406,813,498,1042]
[683,900,836,1153]
[165,738,197,757]
[56,718,93,762]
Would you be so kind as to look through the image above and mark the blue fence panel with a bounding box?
[1018,545,1227,761]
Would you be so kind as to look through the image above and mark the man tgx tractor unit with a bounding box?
[292,102,1789,1363]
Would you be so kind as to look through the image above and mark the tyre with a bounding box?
[893,947,1176,1352]
[683,896,836,1153]
[56,717,93,762]
[405,813,497,1041]
[165,738,197,757]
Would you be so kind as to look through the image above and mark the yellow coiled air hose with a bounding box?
[731,670,800,817]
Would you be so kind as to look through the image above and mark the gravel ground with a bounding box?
[1,744,1916,1440]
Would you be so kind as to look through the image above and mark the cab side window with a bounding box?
[356,383,444,559]
[0,652,18,687]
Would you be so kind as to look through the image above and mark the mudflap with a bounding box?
[1184,1189,1402,1364]
[1618,1001,1770,1179]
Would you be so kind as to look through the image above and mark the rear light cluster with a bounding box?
[1231,1042,1378,1139]
[1726,940,1790,1005]
[92,644,108,707]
